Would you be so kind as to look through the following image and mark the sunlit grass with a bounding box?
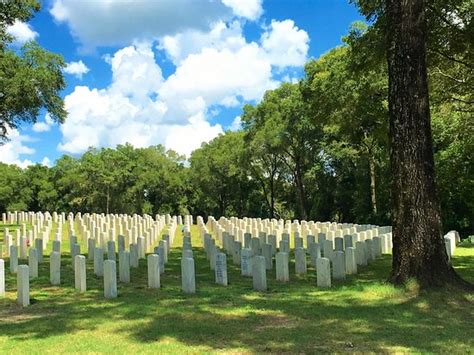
[0,222,473,353]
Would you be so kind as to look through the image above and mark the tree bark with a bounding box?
[386,0,469,287]
[294,159,308,221]
[368,152,377,215]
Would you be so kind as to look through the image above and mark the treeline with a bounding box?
[1,16,472,235]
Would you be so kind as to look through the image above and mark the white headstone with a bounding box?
[332,251,345,280]
[252,256,267,291]
[309,242,321,268]
[232,241,241,265]
[71,243,80,269]
[35,238,43,263]
[345,247,357,275]
[147,254,160,289]
[323,240,334,261]
[215,252,228,286]
[181,257,196,294]
[276,252,289,282]
[10,245,18,273]
[53,240,61,253]
[316,257,331,288]
[107,240,116,261]
[241,248,253,277]
[355,241,367,266]
[94,247,104,277]
[119,251,130,283]
[262,243,273,270]
[88,238,96,260]
[130,244,139,268]
[17,265,30,307]
[28,248,38,279]
[75,255,87,292]
[104,260,117,298]
[50,251,61,285]
[295,247,307,275]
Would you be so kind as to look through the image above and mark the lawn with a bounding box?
[0,222,473,353]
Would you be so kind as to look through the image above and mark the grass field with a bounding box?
[0,222,473,353]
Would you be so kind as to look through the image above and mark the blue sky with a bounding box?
[2,0,363,167]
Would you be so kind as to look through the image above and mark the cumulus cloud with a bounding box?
[64,60,90,79]
[50,0,234,49]
[159,20,246,65]
[107,42,163,99]
[222,0,263,20]
[41,157,52,167]
[228,116,242,131]
[6,20,38,44]
[0,128,35,168]
[55,9,310,157]
[32,114,54,133]
[58,43,223,155]
[261,19,309,68]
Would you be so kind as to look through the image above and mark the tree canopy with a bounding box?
[0,0,66,139]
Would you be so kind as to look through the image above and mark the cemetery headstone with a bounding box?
[316,257,331,288]
[28,248,38,279]
[75,255,87,292]
[147,254,160,289]
[252,255,267,291]
[332,251,345,280]
[104,260,118,298]
[215,252,228,286]
[295,247,307,275]
[50,251,61,285]
[17,265,30,307]
[276,252,289,282]
[181,257,196,294]
[119,251,130,283]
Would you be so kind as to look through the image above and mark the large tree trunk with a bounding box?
[386,0,467,287]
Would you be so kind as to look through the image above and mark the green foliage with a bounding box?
[0,0,66,139]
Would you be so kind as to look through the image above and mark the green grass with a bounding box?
[0,222,473,353]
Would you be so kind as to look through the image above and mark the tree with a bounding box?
[385,0,468,287]
[242,83,320,220]
[303,44,390,222]
[0,0,66,140]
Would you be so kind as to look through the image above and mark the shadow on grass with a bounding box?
[0,240,472,352]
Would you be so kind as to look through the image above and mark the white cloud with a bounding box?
[160,44,278,123]
[261,20,309,68]
[64,60,90,79]
[32,122,50,133]
[58,43,222,156]
[32,114,55,133]
[165,113,223,156]
[0,128,35,168]
[41,157,52,167]
[159,20,246,65]
[57,16,311,157]
[108,42,163,99]
[50,0,234,49]
[222,0,263,20]
[229,116,242,131]
[6,20,38,44]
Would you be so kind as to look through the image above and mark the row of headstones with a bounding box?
[3,232,174,307]
[202,230,384,290]
[2,211,192,227]
[203,216,391,248]
[1,212,183,258]
[2,220,177,269]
